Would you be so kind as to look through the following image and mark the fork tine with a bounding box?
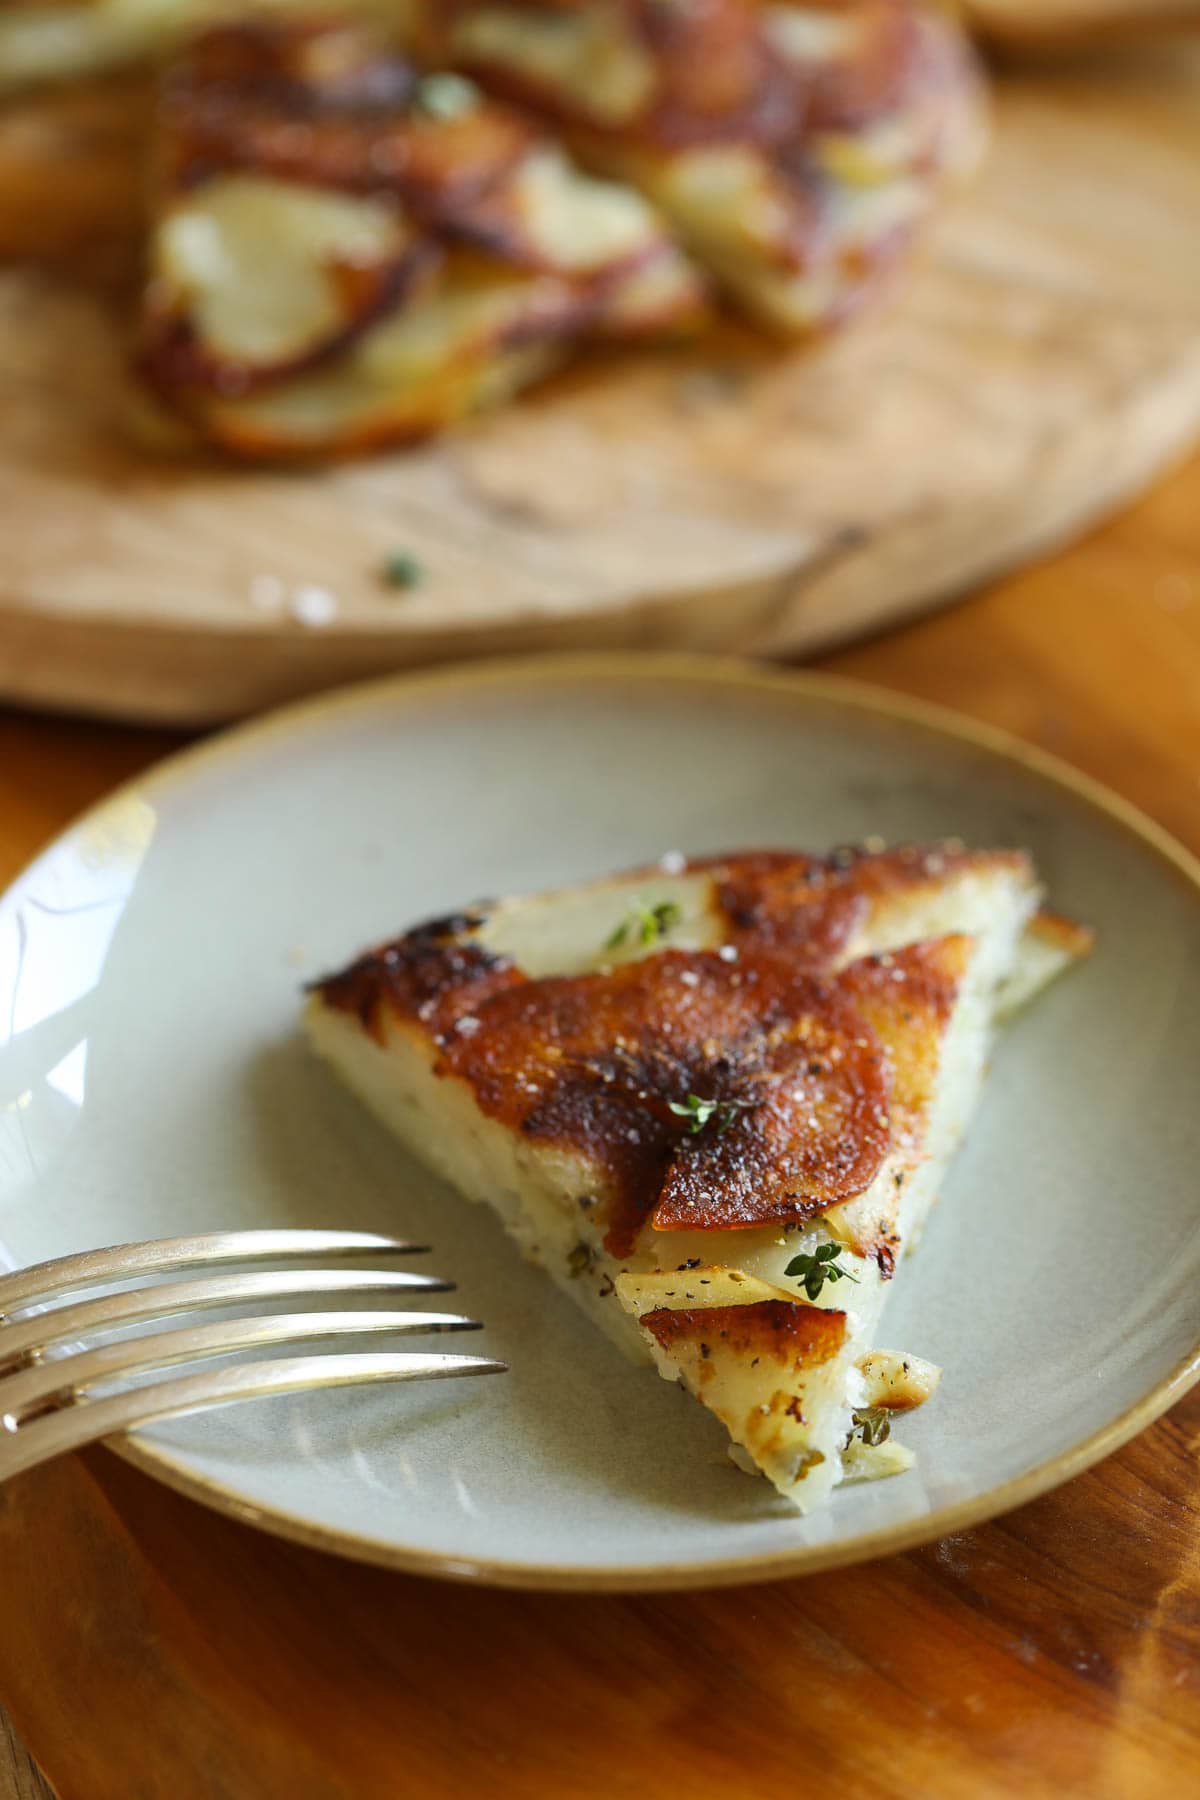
[0,1269,454,1367]
[0,1352,507,1483]
[1,1311,483,1419]
[0,1230,425,1317]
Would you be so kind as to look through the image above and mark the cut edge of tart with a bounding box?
[304,844,1092,1512]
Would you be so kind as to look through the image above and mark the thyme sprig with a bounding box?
[668,1093,753,1136]
[784,1242,860,1302]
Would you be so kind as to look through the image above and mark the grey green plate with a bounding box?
[2,656,1197,1589]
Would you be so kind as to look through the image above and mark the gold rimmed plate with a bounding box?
[2,654,1198,1589]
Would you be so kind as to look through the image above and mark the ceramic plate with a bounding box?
[3,656,1199,1590]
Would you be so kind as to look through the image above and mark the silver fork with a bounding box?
[0,1229,506,1482]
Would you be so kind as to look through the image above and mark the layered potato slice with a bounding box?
[139,18,705,454]
[431,0,987,333]
[0,0,229,91]
[636,1283,856,1496]
[995,908,1097,1023]
[305,844,1091,1512]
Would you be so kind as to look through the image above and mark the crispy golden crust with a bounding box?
[647,973,890,1236]
[836,933,970,1155]
[819,934,970,1266]
[657,935,970,1255]
[315,909,523,1034]
[697,843,1028,958]
[157,23,539,209]
[642,1297,847,1369]
[314,848,984,1256]
[461,952,894,1252]
[320,936,893,1255]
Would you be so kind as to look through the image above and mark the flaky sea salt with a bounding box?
[290,584,339,628]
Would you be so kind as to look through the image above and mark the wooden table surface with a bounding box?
[1,446,1199,1799]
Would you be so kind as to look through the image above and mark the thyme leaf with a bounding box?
[850,1406,891,1448]
[605,900,682,952]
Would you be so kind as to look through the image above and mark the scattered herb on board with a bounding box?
[784,1242,860,1301]
[605,900,682,951]
[381,551,424,590]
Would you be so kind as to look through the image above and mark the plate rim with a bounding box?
[8,649,1200,1590]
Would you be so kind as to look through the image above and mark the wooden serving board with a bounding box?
[2,44,1199,724]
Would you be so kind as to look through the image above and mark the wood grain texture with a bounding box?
[1,47,1199,723]
[0,442,1199,1800]
[965,1,1200,47]
[0,1709,54,1800]
[0,72,149,274]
